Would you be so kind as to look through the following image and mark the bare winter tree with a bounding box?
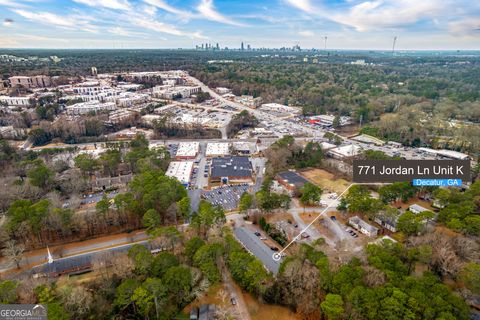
[17,277,48,303]
[363,265,387,287]
[2,239,25,269]
[58,285,93,318]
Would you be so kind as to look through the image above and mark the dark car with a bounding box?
[270,246,279,251]
[254,232,261,237]
[330,216,336,221]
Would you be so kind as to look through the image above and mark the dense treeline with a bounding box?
[0,202,273,320]
[264,238,472,319]
[151,114,221,139]
[264,135,324,175]
[226,110,258,138]
[0,134,174,251]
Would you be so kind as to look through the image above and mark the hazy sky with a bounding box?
[1,0,479,50]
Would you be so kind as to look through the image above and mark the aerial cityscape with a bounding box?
[0,1,480,320]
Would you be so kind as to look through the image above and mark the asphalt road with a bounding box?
[0,231,149,273]
[31,240,150,276]
[233,227,280,274]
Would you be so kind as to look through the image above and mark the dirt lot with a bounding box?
[265,212,295,224]
[301,168,350,194]
[243,292,301,320]
[183,284,226,313]
[393,198,435,211]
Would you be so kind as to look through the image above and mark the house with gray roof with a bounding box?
[349,216,379,237]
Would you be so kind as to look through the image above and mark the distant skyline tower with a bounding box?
[247,44,251,50]
[91,66,97,77]
[324,36,328,50]
[392,36,398,54]
[216,43,219,50]
[241,42,244,50]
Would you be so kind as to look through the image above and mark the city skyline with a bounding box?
[0,0,479,50]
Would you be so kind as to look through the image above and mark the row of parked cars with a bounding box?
[345,227,359,238]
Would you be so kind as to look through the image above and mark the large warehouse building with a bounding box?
[175,142,199,159]
[166,161,194,186]
[210,156,253,184]
[206,142,230,157]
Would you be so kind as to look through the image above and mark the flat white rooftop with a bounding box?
[328,144,362,158]
[176,142,200,158]
[206,143,230,156]
[166,161,194,185]
[418,147,470,160]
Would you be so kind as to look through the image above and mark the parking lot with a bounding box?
[80,190,119,205]
[202,184,250,211]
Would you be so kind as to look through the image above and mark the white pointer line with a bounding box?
[272,182,392,261]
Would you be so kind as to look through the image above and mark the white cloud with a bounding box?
[330,0,445,31]
[108,26,135,36]
[142,5,157,17]
[299,30,315,37]
[129,16,206,39]
[12,9,98,33]
[132,18,183,36]
[143,0,192,19]
[73,0,131,11]
[284,0,456,32]
[284,0,314,13]
[197,0,246,26]
[191,31,209,40]
[448,18,480,37]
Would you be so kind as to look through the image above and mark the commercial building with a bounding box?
[210,156,253,184]
[351,134,385,146]
[349,216,379,237]
[233,142,252,155]
[308,114,351,127]
[206,142,230,157]
[320,142,337,150]
[0,95,34,107]
[31,75,52,88]
[374,211,403,232]
[387,141,403,148]
[116,93,150,107]
[175,142,200,159]
[153,86,200,99]
[215,87,231,94]
[108,109,137,124]
[65,101,116,115]
[166,161,194,186]
[328,144,362,159]
[9,75,51,88]
[260,103,301,115]
[234,95,263,108]
[409,204,430,215]
[275,171,309,193]
[418,147,470,160]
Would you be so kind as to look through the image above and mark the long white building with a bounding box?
[166,161,194,186]
[66,101,116,115]
[0,95,34,107]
